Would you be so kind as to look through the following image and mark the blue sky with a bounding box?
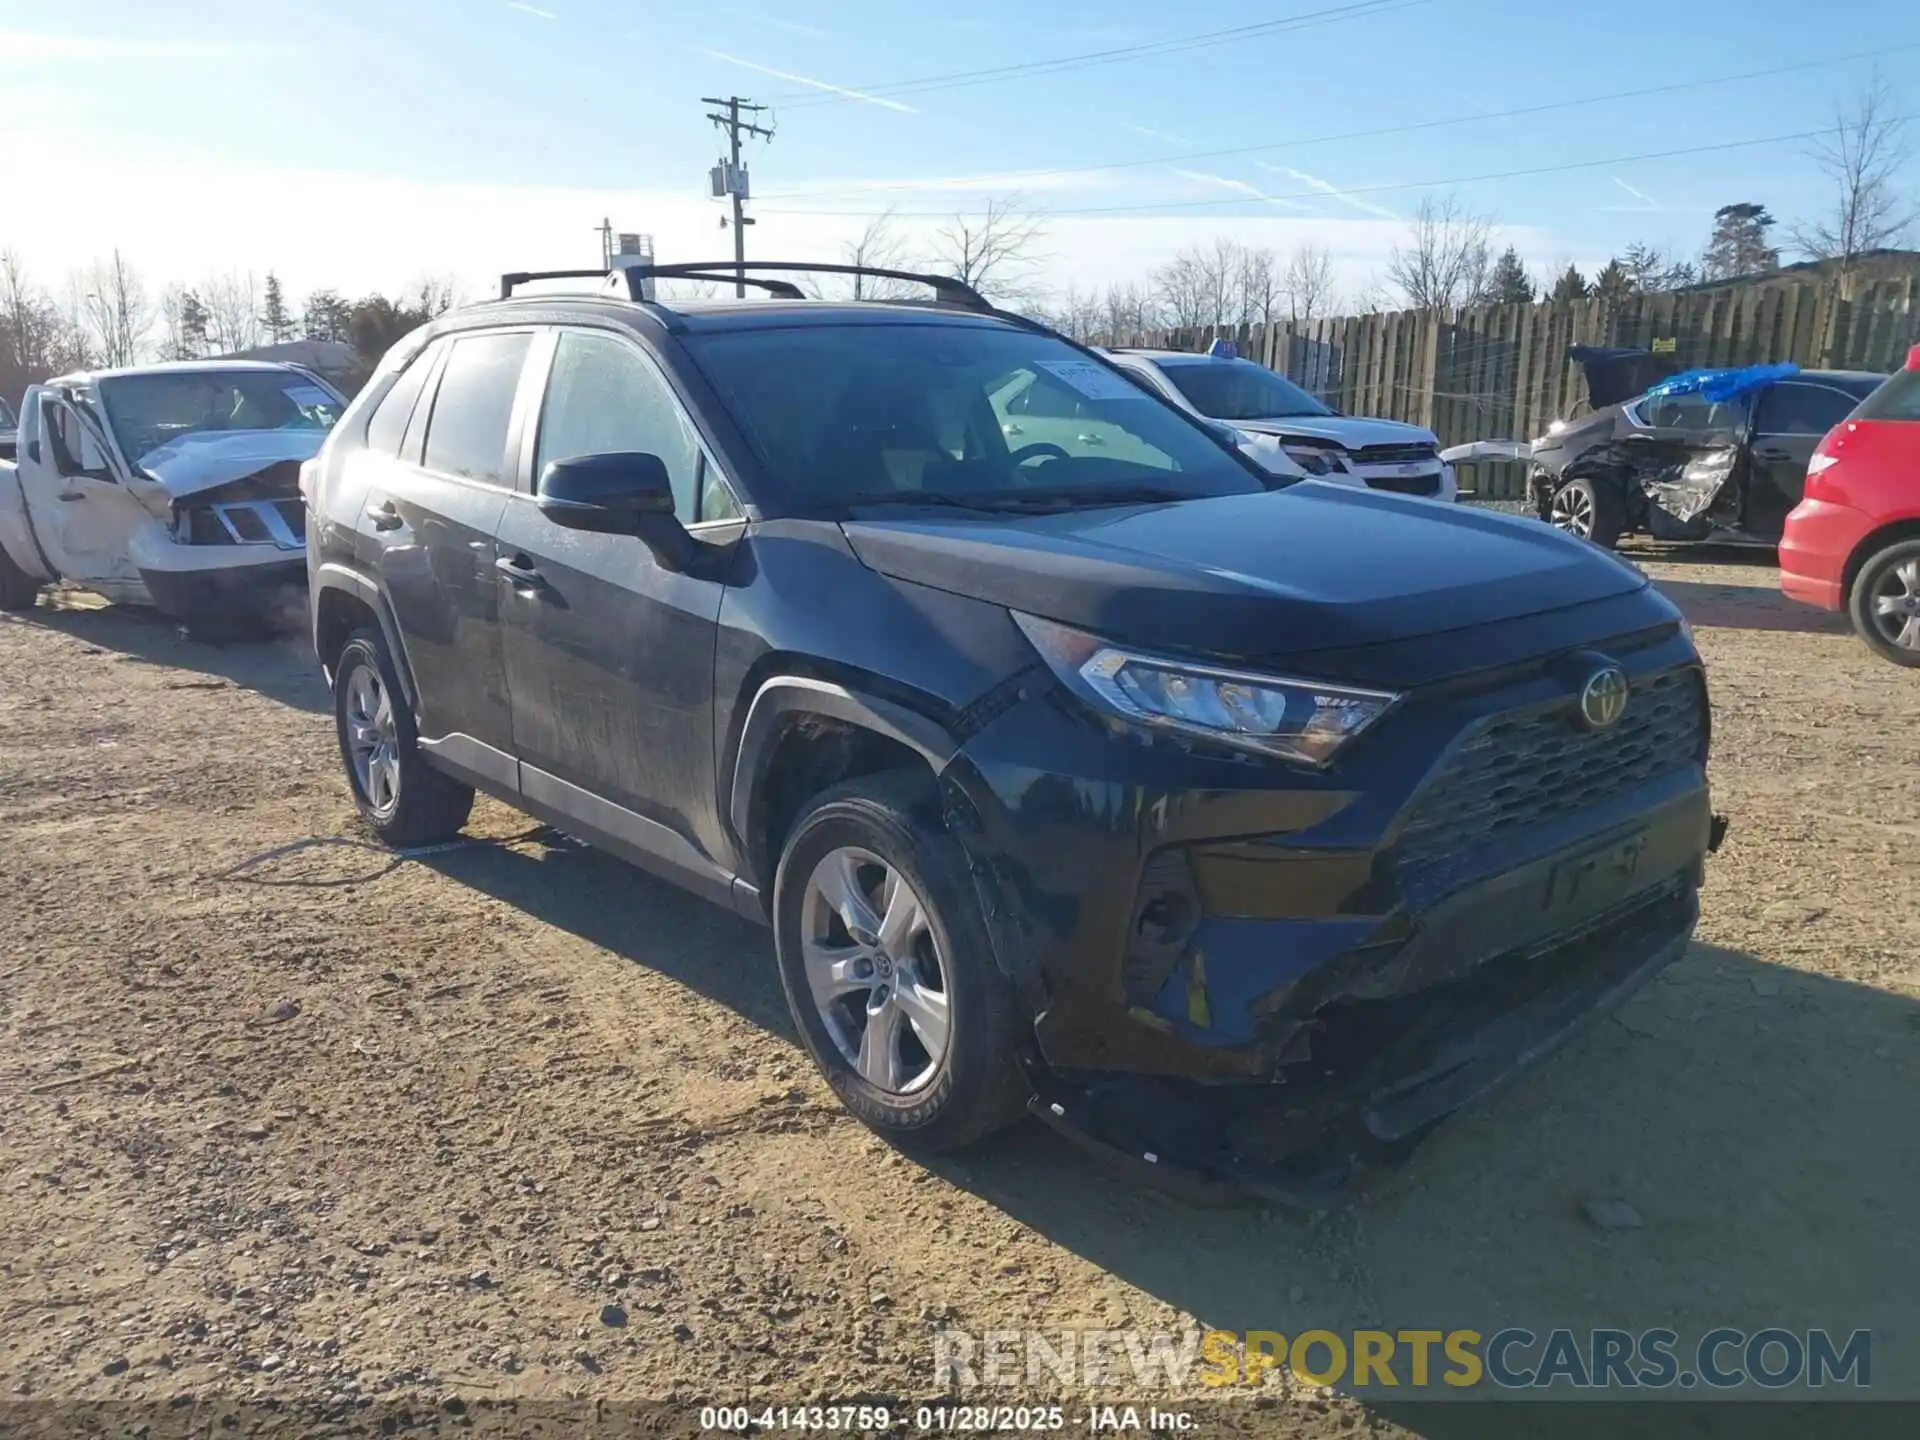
[2,0,1915,307]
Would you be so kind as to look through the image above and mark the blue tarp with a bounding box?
[1642,362,1800,404]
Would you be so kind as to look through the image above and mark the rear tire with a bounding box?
[0,543,41,612]
[1548,475,1626,550]
[1848,538,1920,668]
[332,629,475,845]
[772,771,1030,1153]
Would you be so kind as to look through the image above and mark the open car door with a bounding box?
[14,390,153,592]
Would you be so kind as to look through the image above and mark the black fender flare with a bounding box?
[310,562,422,710]
[725,676,959,882]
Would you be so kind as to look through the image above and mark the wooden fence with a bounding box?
[1127,273,1920,500]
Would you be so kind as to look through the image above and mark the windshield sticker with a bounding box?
[1036,360,1148,401]
[286,385,337,408]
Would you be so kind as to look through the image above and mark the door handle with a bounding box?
[495,554,546,590]
[57,491,86,502]
[1075,433,1107,446]
[1002,423,1025,436]
[366,501,403,531]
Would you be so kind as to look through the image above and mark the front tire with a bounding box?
[772,772,1030,1152]
[332,629,475,845]
[0,543,41,612]
[1548,475,1626,549]
[1849,539,1920,667]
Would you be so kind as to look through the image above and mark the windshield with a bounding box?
[685,323,1262,511]
[96,369,344,466]
[1158,359,1332,421]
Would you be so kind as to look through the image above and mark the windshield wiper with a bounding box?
[831,490,1017,514]
[973,485,1197,511]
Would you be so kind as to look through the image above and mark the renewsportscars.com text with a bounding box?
[933,1327,1872,1392]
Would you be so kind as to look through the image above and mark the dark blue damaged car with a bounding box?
[304,262,1726,1203]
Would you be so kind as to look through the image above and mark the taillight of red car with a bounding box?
[1804,427,1854,503]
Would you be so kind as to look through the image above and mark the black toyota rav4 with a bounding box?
[307,262,1724,1202]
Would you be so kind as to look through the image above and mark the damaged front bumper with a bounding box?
[941,620,1723,1203]
[129,522,307,627]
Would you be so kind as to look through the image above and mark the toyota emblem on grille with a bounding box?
[1579,666,1630,730]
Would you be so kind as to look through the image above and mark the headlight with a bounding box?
[1280,443,1345,477]
[1013,612,1399,766]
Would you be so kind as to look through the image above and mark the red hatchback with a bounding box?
[1780,344,1920,666]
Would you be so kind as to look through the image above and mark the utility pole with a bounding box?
[702,96,774,297]
[594,217,615,270]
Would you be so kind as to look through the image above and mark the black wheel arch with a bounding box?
[726,674,959,893]
[311,563,421,711]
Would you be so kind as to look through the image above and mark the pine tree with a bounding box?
[302,289,352,343]
[1700,204,1780,282]
[1549,264,1590,302]
[260,272,294,344]
[1592,259,1634,302]
[1487,247,1535,304]
[179,291,210,358]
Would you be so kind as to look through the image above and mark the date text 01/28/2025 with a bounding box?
[698,1405,1199,1432]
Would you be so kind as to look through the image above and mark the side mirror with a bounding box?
[25,439,41,466]
[536,452,694,570]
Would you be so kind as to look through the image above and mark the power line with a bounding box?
[755,117,1919,221]
[758,40,1920,205]
[704,96,775,297]
[760,0,1424,109]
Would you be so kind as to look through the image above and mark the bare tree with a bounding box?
[1042,284,1103,342]
[202,271,261,353]
[1152,249,1211,330]
[1388,194,1494,315]
[81,250,152,367]
[1239,247,1283,332]
[1790,75,1915,300]
[1100,282,1161,345]
[841,210,916,299]
[1282,244,1338,323]
[928,197,1048,305]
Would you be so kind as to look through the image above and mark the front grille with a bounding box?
[1394,667,1707,902]
[1353,442,1439,465]
[1366,473,1441,497]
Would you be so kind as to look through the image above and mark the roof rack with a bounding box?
[498,269,617,300]
[617,261,994,312]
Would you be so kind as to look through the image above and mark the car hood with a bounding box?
[841,483,1647,667]
[129,429,329,499]
[1231,415,1438,449]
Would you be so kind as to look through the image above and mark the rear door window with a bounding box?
[1752,382,1863,436]
[421,332,534,486]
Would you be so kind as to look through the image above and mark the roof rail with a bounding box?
[499,269,618,300]
[619,261,994,312]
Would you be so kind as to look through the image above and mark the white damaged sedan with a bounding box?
[0,362,345,637]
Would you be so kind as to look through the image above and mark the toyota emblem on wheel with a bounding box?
[1580,666,1630,730]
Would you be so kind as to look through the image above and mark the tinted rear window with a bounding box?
[1158,359,1331,420]
[1852,370,1920,422]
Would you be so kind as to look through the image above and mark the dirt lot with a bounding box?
[1,549,1915,1436]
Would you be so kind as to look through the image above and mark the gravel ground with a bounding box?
[1,546,1915,1438]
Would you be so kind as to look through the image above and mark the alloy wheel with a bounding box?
[343,662,401,814]
[1869,557,1920,653]
[1549,484,1595,538]
[800,846,951,1094]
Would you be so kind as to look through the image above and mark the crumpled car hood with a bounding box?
[129,430,327,499]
